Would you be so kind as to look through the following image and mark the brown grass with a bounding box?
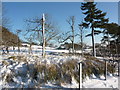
[2,60,9,66]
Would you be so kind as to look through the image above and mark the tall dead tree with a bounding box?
[42,14,45,58]
[57,16,76,54]
[24,14,59,46]
[66,16,75,53]
[79,24,84,56]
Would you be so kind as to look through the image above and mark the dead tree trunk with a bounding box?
[66,16,75,54]
[42,13,46,58]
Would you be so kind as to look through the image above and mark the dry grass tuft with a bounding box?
[8,56,27,62]
[8,56,17,60]
[2,60,9,66]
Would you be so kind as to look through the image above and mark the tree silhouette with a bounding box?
[81,2,109,57]
[102,23,120,55]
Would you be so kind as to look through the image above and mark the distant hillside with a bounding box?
[0,26,21,46]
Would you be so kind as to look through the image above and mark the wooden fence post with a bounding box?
[79,62,82,89]
[118,61,120,76]
[104,60,107,80]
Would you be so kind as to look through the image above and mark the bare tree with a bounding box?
[24,14,59,46]
[24,14,59,57]
[58,16,76,53]
[66,16,75,53]
[78,23,84,56]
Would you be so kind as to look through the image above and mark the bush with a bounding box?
[83,55,116,78]
[47,64,58,81]
[30,56,117,85]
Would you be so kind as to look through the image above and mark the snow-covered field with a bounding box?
[0,45,119,89]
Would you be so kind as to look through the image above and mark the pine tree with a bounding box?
[103,23,119,39]
[81,2,109,57]
[103,23,120,55]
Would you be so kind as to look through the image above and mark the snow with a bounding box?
[0,45,119,89]
[83,76,118,88]
[34,75,118,88]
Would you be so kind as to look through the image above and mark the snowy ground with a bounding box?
[83,75,118,88]
[39,76,118,89]
[0,45,119,89]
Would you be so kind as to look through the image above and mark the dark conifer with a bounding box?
[81,2,109,57]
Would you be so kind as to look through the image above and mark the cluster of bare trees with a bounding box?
[23,14,86,56]
[57,16,76,53]
[57,16,86,54]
